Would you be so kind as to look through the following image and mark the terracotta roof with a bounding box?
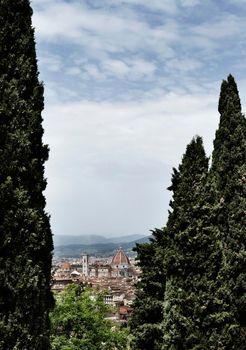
[61,261,71,270]
[111,248,130,266]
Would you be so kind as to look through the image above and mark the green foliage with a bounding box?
[0,1,53,349]
[161,136,224,350]
[209,75,246,348]
[131,137,212,350]
[50,284,129,350]
[131,76,246,349]
[130,231,166,350]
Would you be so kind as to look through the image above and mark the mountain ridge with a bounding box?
[54,235,151,258]
[53,233,148,247]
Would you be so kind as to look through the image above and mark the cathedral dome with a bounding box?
[61,261,71,271]
[111,248,130,267]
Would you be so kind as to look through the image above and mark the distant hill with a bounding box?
[54,235,151,258]
[104,234,148,244]
[53,234,148,247]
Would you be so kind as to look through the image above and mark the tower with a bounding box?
[81,253,89,277]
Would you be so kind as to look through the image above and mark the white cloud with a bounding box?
[39,52,63,72]
[102,0,178,14]
[30,0,246,236]
[83,64,102,79]
[101,58,157,80]
[43,83,79,104]
[43,91,218,176]
[32,1,180,58]
[103,59,129,78]
[191,14,245,40]
[166,57,203,72]
[65,66,82,76]
[180,0,201,6]
[32,0,246,93]
[42,90,219,235]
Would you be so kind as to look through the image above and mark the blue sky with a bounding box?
[31,0,246,237]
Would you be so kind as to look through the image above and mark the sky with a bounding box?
[31,0,246,238]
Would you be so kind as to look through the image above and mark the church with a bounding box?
[81,248,133,278]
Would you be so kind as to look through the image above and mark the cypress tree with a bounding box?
[209,75,246,348]
[131,137,213,350]
[161,136,222,349]
[131,76,246,349]
[0,1,54,349]
[130,229,166,350]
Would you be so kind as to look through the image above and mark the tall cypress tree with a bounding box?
[131,137,212,350]
[209,75,246,348]
[131,76,246,349]
[161,136,223,350]
[0,1,53,349]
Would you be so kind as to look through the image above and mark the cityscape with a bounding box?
[52,247,140,325]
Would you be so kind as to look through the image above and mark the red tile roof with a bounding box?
[111,248,130,266]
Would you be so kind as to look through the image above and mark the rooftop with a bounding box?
[111,248,130,266]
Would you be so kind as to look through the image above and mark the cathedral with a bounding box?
[53,248,137,292]
[81,248,133,278]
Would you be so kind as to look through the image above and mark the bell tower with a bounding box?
[81,253,89,277]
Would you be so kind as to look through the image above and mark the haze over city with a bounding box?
[31,0,246,237]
